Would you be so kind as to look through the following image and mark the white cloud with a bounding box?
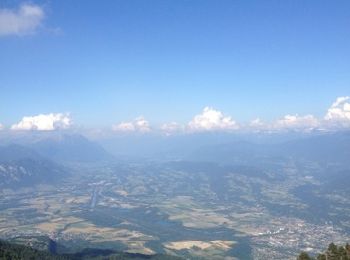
[134,117,151,132]
[161,122,182,131]
[249,118,265,128]
[161,122,184,135]
[113,117,150,133]
[273,114,319,131]
[0,3,45,36]
[11,113,71,131]
[324,96,350,123]
[248,118,269,132]
[113,122,135,132]
[0,123,3,130]
[188,107,239,132]
[248,115,320,132]
[248,97,350,132]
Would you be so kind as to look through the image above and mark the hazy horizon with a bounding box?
[1,1,349,259]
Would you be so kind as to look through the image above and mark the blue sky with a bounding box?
[0,0,349,132]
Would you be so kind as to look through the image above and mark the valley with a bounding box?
[1,154,349,259]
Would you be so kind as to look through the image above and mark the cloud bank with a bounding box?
[273,114,320,131]
[3,97,350,134]
[188,107,239,132]
[324,96,350,127]
[247,97,350,132]
[0,3,45,36]
[160,122,184,135]
[113,117,150,133]
[112,97,350,135]
[11,113,71,131]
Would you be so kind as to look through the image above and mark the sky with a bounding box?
[0,0,349,134]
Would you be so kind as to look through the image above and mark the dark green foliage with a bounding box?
[328,243,338,254]
[298,243,350,260]
[298,251,312,260]
[316,254,326,260]
[0,240,182,260]
[0,239,68,260]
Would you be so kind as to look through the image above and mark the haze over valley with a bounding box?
[1,1,349,259]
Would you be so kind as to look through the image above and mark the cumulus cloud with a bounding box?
[249,118,265,128]
[0,3,45,36]
[188,107,239,132]
[113,122,136,132]
[113,117,150,133]
[273,114,320,130]
[161,122,184,135]
[324,96,350,124]
[161,122,182,131]
[248,97,350,132]
[248,118,269,132]
[0,123,3,130]
[11,113,71,131]
[248,115,320,132]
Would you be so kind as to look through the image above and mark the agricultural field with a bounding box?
[0,159,349,259]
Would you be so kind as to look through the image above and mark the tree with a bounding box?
[298,251,313,260]
[316,254,326,260]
